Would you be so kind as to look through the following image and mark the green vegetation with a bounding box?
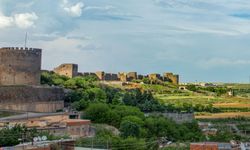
[83,103,204,142]
[40,72,250,147]
[41,71,166,112]
[40,72,205,149]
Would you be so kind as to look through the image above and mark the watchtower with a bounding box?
[0,47,42,85]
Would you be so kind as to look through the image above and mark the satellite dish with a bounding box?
[33,137,38,142]
[42,136,47,141]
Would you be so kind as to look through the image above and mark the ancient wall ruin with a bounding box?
[118,72,127,82]
[95,71,105,80]
[54,64,78,78]
[148,73,162,81]
[127,72,137,81]
[0,47,42,85]
[54,64,180,84]
[163,73,179,85]
[0,85,65,112]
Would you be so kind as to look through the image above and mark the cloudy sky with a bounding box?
[1,0,250,82]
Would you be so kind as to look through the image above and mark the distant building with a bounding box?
[0,113,92,139]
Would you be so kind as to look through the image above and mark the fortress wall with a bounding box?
[54,64,78,78]
[0,85,65,112]
[127,72,137,81]
[0,101,64,112]
[118,72,127,82]
[148,73,162,81]
[0,47,42,85]
[95,71,105,80]
[163,73,179,85]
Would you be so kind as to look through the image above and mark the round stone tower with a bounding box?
[0,47,42,85]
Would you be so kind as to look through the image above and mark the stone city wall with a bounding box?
[0,47,42,85]
[0,85,65,112]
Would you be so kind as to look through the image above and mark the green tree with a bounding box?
[84,103,111,123]
[120,120,140,138]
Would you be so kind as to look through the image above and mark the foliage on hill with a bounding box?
[83,103,204,142]
[41,72,205,148]
[41,71,167,112]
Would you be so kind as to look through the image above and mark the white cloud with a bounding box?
[0,13,13,28]
[0,12,38,29]
[14,12,38,28]
[62,0,84,17]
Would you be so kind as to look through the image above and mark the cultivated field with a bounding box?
[195,112,250,119]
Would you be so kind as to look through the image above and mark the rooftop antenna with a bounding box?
[24,32,28,48]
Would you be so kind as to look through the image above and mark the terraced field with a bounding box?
[195,112,250,119]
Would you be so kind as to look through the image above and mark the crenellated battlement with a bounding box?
[0,47,42,54]
[0,46,42,85]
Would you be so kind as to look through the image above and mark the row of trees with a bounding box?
[84,103,205,142]
[186,85,227,96]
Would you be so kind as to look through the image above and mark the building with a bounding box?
[0,47,42,85]
[0,47,65,113]
[0,113,92,139]
[2,139,75,150]
[54,64,78,78]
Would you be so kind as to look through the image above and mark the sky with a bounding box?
[1,0,250,83]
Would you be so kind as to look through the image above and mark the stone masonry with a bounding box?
[0,47,41,85]
[54,64,78,78]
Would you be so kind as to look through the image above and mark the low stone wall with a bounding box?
[0,85,65,112]
[146,112,194,123]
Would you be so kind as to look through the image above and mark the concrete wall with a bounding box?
[0,85,65,112]
[0,47,42,85]
[54,64,78,78]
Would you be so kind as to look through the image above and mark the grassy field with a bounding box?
[195,112,250,119]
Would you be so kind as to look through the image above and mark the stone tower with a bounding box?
[54,64,78,78]
[0,47,42,85]
[163,72,179,85]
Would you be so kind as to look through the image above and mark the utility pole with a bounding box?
[24,32,27,48]
[107,140,109,150]
[91,137,93,150]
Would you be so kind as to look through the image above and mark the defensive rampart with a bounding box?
[0,85,65,112]
[0,47,41,85]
